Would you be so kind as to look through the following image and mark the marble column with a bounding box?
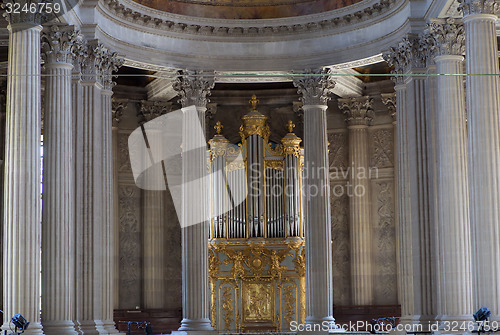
[429,18,473,323]
[71,44,84,333]
[75,41,122,335]
[138,101,171,309]
[101,69,122,334]
[293,68,336,328]
[2,8,44,334]
[459,0,500,317]
[338,96,374,306]
[40,24,80,335]
[384,37,436,327]
[173,70,215,332]
[0,79,6,318]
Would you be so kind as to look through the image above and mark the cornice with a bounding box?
[100,0,402,38]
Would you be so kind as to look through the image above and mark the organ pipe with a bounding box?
[208,96,303,240]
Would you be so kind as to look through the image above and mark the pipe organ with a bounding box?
[208,95,306,332]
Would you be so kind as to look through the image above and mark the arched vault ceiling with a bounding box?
[95,0,410,71]
[132,0,364,19]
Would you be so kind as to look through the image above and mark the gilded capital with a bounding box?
[338,96,374,127]
[429,18,465,56]
[173,70,215,108]
[292,68,335,106]
[458,0,498,15]
[41,25,82,65]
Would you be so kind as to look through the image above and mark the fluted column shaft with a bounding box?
[339,97,373,305]
[2,22,44,334]
[393,80,415,320]
[303,104,334,324]
[348,125,372,305]
[180,105,212,331]
[461,0,500,316]
[41,36,77,334]
[434,54,473,320]
[174,71,214,332]
[100,89,118,333]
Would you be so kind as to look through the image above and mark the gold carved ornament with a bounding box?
[281,120,302,158]
[209,121,230,158]
[239,95,271,141]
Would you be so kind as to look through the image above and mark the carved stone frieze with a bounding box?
[381,93,396,122]
[292,68,335,106]
[138,100,172,124]
[112,99,128,127]
[372,181,397,304]
[370,129,394,168]
[118,132,133,172]
[338,96,374,126]
[118,185,142,308]
[173,70,215,108]
[331,188,350,305]
[328,132,348,170]
[429,18,465,56]
[41,25,82,65]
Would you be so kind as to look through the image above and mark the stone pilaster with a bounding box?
[74,41,122,335]
[40,24,80,335]
[428,18,474,324]
[384,37,436,327]
[138,100,171,309]
[173,70,215,331]
[2,5,44,334]
[111,99,126,310]
[338,96,374,306]
[459,0,500,317]
[293,68,336,329]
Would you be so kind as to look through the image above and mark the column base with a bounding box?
[101,320,120,334]
[177,318,214,332]
[172,330,217,335]
[2,322,44,335]
[42,320,78,335]
[75,320,110,335]
[295,317,344,335]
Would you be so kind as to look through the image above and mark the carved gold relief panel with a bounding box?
[209,238,305,332]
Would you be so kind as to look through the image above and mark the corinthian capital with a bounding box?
[41,25,82,65]
[383,36,427,83]
[81,41,124,90]
[173,70,215,108]
[2,0,44,26]
[429,18,465,56]
[292,68,335,105]
[138,100,172,124]
[338,96,374,126]
[458,0,498,15]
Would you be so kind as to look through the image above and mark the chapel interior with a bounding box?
[0,0,499,334]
